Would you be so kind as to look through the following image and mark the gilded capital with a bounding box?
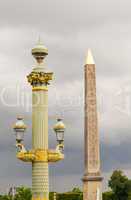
[27,71,53,86]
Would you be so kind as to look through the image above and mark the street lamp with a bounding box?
[53,118,65,146]
[12,39,66,200]
[13,117,27,143]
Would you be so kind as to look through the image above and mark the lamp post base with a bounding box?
[32,195,48,200]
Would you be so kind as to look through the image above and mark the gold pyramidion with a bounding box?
[85,49,95,65]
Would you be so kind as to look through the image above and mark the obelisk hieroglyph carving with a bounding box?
[82,50,103,200]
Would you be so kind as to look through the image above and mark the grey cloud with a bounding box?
[0,0,130,30]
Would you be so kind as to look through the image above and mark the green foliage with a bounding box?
[49,188,82,200]
[58,192,83,200]
[0,186,83,200]
[103,191,115,200]
[14,187,32,200]
[108,170,131,200]
[49,192,56,200]
[128,192,131,200]
[109,170,128,190]
[71,188,82,193]
[0,195,11,200]
[1,174,131,200]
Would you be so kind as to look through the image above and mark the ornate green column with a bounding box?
[13,40,65,200]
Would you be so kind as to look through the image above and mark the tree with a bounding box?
[57,187,82,200]
[14,187,32,200]
[108,170,129,200]
[71,188,82,193]
[102,191,114,200]
[0,195,11,200]
[126,180,131,200]
[128,192,131,200]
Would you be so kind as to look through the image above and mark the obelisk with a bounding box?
[82,50,103,200]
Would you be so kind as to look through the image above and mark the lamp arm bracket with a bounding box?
[48,148,64,162]
[16,148,64,163]
[16,150,36,162]
[16,143,27,153]
[55,144,64,151]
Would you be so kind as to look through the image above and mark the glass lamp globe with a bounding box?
[53,118,65,144]
[13,117,27,143]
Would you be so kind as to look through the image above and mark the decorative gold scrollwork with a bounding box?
[27,71,53,85]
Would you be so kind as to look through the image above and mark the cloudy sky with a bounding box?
[0,0,131,193]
